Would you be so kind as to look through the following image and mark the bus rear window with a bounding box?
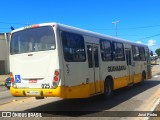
[10,26,56,55]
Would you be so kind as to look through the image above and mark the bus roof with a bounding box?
[11,22,148,48]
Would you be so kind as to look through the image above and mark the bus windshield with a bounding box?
[10,26,56,55]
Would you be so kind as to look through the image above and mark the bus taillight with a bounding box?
[10,72,14,83]
[54,76,59,82]
[52,69,60,88]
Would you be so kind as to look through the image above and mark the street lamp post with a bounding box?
[112,21,120,37]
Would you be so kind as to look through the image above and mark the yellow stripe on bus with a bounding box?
[10,73,144,98]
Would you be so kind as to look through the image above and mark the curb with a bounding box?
[135,87,160,120]
[144,98,160,120]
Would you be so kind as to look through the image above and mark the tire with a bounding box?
[140,72,146,84]
[103,78,113,99]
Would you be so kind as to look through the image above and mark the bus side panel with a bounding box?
[59,30,90,98]
[62,62,90,98]
[100,42,129,91]
[100,61,129,90]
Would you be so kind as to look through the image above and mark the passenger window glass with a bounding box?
[61,32,86,62]
[11,26,56,54]
[132,46,140,61]
[87,45,93,68]
[113,42,125,61]
[100,39,112,61]
[94,46,99,67]
[139,47,146,61]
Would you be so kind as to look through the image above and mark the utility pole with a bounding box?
[112,21,120,37]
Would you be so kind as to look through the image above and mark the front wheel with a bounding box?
[140,72,146,84]
[103,79,113,99]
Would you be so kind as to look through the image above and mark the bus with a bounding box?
[150,55,158,65]
[9,23,152,99]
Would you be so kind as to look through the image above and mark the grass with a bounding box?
[0,82,5,86]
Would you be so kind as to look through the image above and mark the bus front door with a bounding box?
[125,49,134,85]
[86,44,101,95]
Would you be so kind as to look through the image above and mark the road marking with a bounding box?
[144,98,160,120]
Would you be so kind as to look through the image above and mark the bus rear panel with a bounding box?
[10,24,65,98]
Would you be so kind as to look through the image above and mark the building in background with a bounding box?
[0,33,10,74]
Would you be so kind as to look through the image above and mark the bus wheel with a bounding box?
[139,72,146,85]
[104,78,113,99]
[141,72,146,83]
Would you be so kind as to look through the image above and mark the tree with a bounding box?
[155,48,160,56]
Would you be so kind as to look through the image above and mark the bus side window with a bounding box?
[139,47,146,61]
[87,45,93,68]
[113,42,125,61]
[94,46,99,67]
[100,39,113,61]
[132,45,140,61]
[61,31,86,62]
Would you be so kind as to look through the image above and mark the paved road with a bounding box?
[0,86,28,105]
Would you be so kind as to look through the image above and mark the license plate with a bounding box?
[26,91,40,95]
[29,80,37,83]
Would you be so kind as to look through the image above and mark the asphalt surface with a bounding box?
[0,86,28,105]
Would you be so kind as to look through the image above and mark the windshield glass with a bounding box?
[10,26,56,55]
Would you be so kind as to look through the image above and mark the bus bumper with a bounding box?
[10,84,90,98]
[10,86,65,98]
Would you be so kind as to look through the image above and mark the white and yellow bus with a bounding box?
[10,23,152,99]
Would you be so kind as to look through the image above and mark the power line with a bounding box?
[0,21,30,25]
[120,25,160,30]
[124,34,160,36]
[1,21,160,40]
[137,33,160,40]
[89,24,160,31]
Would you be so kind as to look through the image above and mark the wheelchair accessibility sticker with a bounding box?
[15,75,21,83]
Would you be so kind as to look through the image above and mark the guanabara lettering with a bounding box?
[108,65,126,72]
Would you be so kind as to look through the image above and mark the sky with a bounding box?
[1,0,160,52]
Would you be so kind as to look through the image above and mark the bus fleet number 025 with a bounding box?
[41,83,50,89]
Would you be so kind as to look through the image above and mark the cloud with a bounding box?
[136,41,142,44]
[148,39,156,46]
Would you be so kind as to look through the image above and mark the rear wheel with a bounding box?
[140,72,146,84]
[104,78,113,99]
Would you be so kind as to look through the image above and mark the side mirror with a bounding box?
[150,51,153,56]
